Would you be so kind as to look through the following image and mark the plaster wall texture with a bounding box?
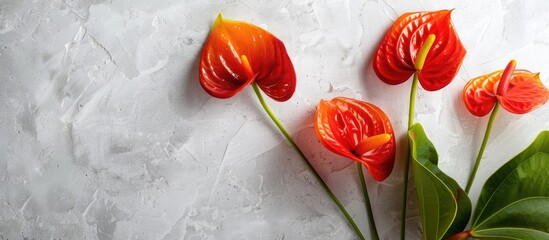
[1,0,549,239]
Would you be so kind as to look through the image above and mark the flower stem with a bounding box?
[465,102,500,193]
[251,83,365,240]
[400,72,419,240]
[357,162,380,240]
[408,73,419,129]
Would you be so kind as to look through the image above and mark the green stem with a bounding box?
[357,162,380,240]
[465,102,500,193]
[251,83,365,240]
[400,72,419,240]
[408,73,419,129]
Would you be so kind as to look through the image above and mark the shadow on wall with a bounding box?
[170,47,210,119]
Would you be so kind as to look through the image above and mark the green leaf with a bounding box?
[470,131,549,239]
[472,227,549,240]
[408,123,471,240]
[472,197,549,239]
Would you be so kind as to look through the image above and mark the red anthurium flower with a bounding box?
[373,10,466,91]
[199,14,296,101]
[198,15,366,238]
[463,60,549,117]
[464,60,549,194]
[315,97,396,181]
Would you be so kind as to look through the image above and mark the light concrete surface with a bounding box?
[1,0,549,239]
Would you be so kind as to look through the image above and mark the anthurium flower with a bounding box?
[315,97,396,181]
[373,10,467,238]
[198,15,366,239]
[463,60,549,194]
[463,60,549,117]
[373,10,466,91]
[199,14,296,101]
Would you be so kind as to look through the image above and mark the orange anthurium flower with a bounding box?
[464,60,549,194]
[373,10,466,91]
[315,97,396,181]
[198,15,366,239]
[199,14,296,101]
[463,60,549,117]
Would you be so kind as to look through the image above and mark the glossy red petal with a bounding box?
[463,70,540,116]
[463,70,501,117]
[199,14,296,101]
[373,12,417,85]
[498,74,549,114]
[315,97,396,181]
[373,10,465,91]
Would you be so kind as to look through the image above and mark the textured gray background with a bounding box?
[1,0,549,239]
